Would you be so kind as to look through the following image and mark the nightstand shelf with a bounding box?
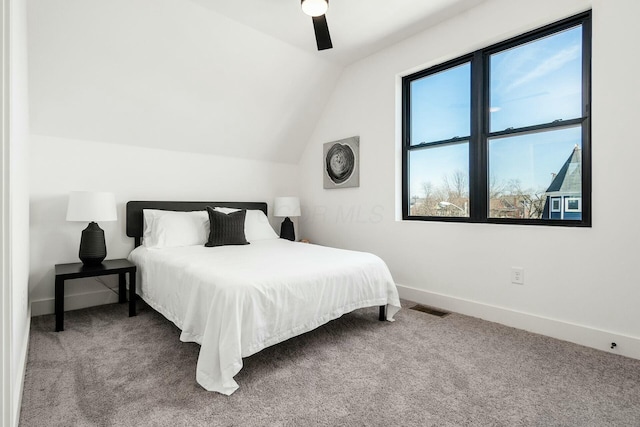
[54,259,137,331]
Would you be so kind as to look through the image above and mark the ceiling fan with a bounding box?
[301,0,333,51]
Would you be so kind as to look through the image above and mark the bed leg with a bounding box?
[379,305,386,321]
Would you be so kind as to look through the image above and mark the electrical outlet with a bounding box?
[511,267,524,285]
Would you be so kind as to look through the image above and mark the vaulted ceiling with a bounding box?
[193,0,486,65]
[28,0,485,164]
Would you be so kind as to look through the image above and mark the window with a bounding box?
[402,12,591,227]
[565,197,581,212]
[407,62,471,218]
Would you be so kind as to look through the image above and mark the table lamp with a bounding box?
[274,197,301,241]
[66,191,117,265]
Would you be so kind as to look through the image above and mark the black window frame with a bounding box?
[402,11,592,227]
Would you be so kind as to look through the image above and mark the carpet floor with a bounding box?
[20,300,640,426]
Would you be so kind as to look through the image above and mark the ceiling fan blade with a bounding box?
[312,15,333,51]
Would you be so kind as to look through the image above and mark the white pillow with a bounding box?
[214,207,279,242]
[143,209,209,248]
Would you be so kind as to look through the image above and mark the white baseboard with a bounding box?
[30,283,640,360]
[13,305,30,427]
[397,284,640,360]
[31,288,120,317]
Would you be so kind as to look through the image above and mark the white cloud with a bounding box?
[507,44,581,91]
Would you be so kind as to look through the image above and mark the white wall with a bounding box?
[27,0,342,164]
[2,0,30,425]
[29,135,298,315]
[298,0,640,358]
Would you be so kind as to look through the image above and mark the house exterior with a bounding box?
[542,145,582,220]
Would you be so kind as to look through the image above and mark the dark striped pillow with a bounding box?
[205,207,249,247]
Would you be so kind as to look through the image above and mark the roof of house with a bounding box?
[545,145,582,194]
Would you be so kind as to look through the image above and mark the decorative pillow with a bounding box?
[205,207,249,247]
[214,207,279,241]
[143,209,209,249]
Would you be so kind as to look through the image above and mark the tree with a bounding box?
[442,169,468,199]
[489,174,505,199]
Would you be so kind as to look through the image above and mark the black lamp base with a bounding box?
[280,217,295,241]
[79,222,107,266]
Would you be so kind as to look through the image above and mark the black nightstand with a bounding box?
[54,259,137,332]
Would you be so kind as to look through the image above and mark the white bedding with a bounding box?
[128,239,401,395]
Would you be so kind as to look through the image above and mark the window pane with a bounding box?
[410,63,470,144]
[490,26,582,132]
[488,126,582,220]
[408,142,469,217]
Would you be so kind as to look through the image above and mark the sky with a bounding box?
[409,25,583,197]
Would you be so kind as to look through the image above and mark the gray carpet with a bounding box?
[20,300,640,426]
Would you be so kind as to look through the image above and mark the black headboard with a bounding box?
[126,201,268,247]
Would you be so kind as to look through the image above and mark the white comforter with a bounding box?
[128,239,401,395]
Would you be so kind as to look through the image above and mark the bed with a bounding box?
[126,201,401,395]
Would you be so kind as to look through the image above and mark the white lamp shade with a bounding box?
[66,191,117,222]
[301,0,328,17]
[274,197,301,217]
